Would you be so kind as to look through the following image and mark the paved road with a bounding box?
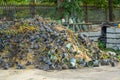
[0,65,120,80]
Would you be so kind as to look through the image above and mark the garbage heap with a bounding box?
[0,17,118,70]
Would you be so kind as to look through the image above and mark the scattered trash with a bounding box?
[70,58,77,69]
[107,51,116,56]
[100,59,109,65]
[0,17,119,70]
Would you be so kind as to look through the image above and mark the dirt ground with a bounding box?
[0,65,120,80]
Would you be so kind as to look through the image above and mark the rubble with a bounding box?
[0,17,119,70]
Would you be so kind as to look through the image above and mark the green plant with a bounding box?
[117,55,120,61]
[98,40,105,49]
[58,0,81,18]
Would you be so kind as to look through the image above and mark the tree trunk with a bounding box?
[30,0,35,18]
[84,3,88,23]
[105,8,108,21]
[108,0,114,22]
[57,0,63,18]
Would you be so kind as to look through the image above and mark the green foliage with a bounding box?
[80,0,94,4]
[0,10,3,14]
[117,55,120,60]
[103,48,115,52]
[113,0,120,5]
[41,0,57,3]
[36,2,56,6]
[0,0,119,6]
[0,0,29,5]
[98,40,105,49]
[80,0,120,8]
[58,0,81,18]
[95,0,108,8]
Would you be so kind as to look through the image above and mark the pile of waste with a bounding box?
[0,17,119,70]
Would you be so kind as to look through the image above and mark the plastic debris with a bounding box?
[0,17,119,70]
[70,58,76,68]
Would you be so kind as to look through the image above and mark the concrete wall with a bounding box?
[106,27,120,48]
[80,27,120,49]
[81,31,101,41]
